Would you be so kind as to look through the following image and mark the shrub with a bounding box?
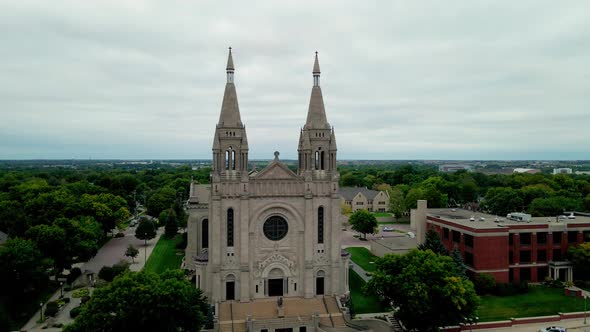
[70,306,82,319]
[81,295,91,304]
[71,288,89,298]
[475,273,496,295]
[44,301,59,317]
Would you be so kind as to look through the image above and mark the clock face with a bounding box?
[263,216,289,241]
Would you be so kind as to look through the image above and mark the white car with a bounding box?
[539,326,567,332]
[382,226,394,232]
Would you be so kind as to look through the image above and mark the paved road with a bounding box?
[476,318,590,331]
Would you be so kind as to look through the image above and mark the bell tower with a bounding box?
[212,47,249,180]
[298,52,337,177]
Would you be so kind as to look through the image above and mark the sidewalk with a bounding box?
[349,260,372,282]
[21,228,164,331]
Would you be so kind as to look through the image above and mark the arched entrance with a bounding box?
[316,270,325,295]
[225,274,236,301]
[267,268,285,297]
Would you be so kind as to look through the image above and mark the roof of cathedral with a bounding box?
[252,153,299,180]
[339,187,385,200]
[218,48,242,128]
[305,54,329,129]
[218,80,242,128]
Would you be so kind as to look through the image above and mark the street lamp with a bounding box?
[39,302,43,322]
[60,281,64,298]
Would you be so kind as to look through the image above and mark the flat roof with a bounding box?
[426,208,590,231]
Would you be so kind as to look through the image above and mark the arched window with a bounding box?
[315,151,319,170]
[227,208,234,247]
[231,150,236,170]
[321,151,325,170]
[316,270,325,295]
[225,150,230,170]
[202,219,209,249]
[318,207,324,244]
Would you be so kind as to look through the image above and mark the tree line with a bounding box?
[339,164,590,217]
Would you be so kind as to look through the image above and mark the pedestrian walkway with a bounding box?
[349,260,371,282]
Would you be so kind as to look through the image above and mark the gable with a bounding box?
[253,162,299,180]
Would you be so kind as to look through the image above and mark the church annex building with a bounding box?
[185,49,350,331]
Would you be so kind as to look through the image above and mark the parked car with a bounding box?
[383,226,394,232]
[539,326,567,332]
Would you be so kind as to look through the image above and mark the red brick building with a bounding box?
[412,207,590,283]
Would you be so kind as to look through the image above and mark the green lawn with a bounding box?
[372,212,392,218]
[345,247,378,272]
[479,286,587,322]
[349,269,390,314]
[143,234,184,274]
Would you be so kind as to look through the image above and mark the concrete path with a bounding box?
[349,260,372,282]
[21,227,164,331]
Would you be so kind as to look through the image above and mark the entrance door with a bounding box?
[226,281,235,300]
[316,277,324,295]
[268,278,284,297]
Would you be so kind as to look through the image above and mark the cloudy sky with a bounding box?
[1,1,589,160]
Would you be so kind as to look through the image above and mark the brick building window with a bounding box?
[520,233,531,245]
[464,234,474,248]
[509,251,514,264]
[568,231,578,244]
[452,231,461,244]
[553,232,562,245]
[553,249,562,261]
[520,267,531,282]
[584,231,590,242]
[537,249,547,262]
[509,234,514,246]
[443,228,449,240]
[464,252,474,266]
[520,250,531,263]
[537,232,547,245]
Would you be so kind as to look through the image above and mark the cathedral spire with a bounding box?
[218,47,243,128]
[226,47,235,83]
[304,52,329,129]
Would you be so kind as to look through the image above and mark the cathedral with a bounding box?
[185,49,349,306]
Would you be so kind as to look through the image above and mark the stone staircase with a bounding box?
[385,313,403,331]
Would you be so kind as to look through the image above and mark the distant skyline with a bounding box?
[1,1,589,160]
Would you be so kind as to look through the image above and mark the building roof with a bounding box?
[188,183,211,204]
[304,54,329,130]
[425,208,590,231]
[339,187,384,200]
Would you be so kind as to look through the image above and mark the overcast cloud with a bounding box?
[0,0,589,160]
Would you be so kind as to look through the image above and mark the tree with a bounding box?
[366,249,479,331]
[418,229,448,255]
[451,247,467,277]
[567,242,590,280]
[64,270,209,332]
[136,220,156,245]
[528,196,581,217]
[163,208,178,238]
[483,187,524,216]
[388,187,406,219]
[25,224,67,272]
[0,238,50,297]
[474,273,496,295]
[125,245,139,263]
[348,210,377,240]
[147,187,177,217]
[340,202,352,215]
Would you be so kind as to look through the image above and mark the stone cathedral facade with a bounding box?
[185,49,349,304]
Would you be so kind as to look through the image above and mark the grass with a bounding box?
[478,286,587,322]
[349,269,390,314]
[345,247,379,272]
[372,212,392,218]
[143,234,184,274]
